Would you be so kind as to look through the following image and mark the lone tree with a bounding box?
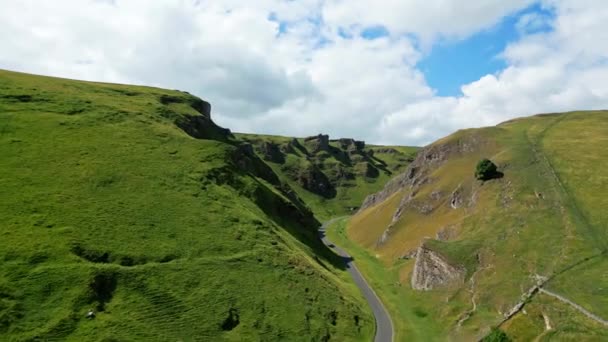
[475,158,499,181]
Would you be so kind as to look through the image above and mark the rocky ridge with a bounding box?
[240,133,415,201]
[361,131,486,247]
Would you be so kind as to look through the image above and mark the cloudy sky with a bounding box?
[1,0,607,145]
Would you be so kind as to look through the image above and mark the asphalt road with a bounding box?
[319,219,394,342]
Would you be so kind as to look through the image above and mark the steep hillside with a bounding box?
[0,70,374,341]
[346,111,608,340]
[237,133,418,220]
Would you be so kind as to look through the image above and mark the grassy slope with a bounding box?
[345,111,608,340]
[237,133,418,221]
[0,70,373,341]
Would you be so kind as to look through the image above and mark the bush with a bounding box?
[475,158,499,181]
[481,328,511,342]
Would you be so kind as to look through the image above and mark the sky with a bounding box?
[1,0,607,146]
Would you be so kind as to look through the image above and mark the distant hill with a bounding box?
[346,110,608,340]
[237,133,418,220]
[0,69,385,341]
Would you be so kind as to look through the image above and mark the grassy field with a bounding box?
[346,111,608,340]
[0,69,375,341]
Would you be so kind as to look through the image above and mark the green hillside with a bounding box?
[344,111,608,340]
[0,70,375,341]
[237,133,418,221]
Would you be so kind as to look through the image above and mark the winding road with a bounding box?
[319,219,394,342]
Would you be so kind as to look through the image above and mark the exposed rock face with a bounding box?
[355,140,365,151]
[333,164,355,181]
[361,133,483,211]
[364,163,379,178]
[232,143,280,186]
[450,185,464,209]
[297,164,336,198]
[304,134,330,153]
[259,141,285,163]
[399,249,418,260]
[279,142,295,154]
[170,95,232,141]
[243,133,404,203]
[356,162,379,178]
[411,245,466,291]
[336,138,365,152]
[286,138,306,155]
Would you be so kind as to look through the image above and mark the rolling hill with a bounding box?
[0,69,389,341]
[344,110,608,340]
[4,67,605,342]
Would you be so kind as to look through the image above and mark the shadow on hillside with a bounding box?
[238,175,350,271]
[317,228,355,268]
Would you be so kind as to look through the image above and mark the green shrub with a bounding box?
[475,158,499,180]
[481,328,511,342]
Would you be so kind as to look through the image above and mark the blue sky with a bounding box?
[271,2,556,97]
[418,3,555,96]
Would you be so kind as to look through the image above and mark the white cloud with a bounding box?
[1,0,607,146]
[322,0,535,44]
[515,11,553,34]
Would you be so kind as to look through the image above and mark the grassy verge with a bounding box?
[325,217,445,341]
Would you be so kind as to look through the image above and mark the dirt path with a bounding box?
[538,288,608,327]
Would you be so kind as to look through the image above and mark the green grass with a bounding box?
[346,111,608,340]
[0,69,374,341]
[326,218,445,341]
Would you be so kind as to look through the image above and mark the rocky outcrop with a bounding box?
[359,163,423,212]
[170,95,232,141]
[399,249,418,260]
[450,184,464,209]
[333,164,355,182]
[232,143,280,186]
[297,164,336,198]
[304,134,330,153]
[411,245,466,291]
[360,133,484,212]
[259,141,285,163]
[336,138,365,152]
[279,142,295,154]
[355,162,379,178]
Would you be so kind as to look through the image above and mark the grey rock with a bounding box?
[411,245,466,291]
[304,134,330,153]
[450,184,464,209]
[259,141,285,163]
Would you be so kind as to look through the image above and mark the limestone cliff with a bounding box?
[359,131,483,212]
[411,245,466,291]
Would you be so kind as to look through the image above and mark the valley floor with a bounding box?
[325,218,445,341]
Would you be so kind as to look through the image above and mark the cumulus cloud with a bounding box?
[322,0,535,44]
[1,0,606,146]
